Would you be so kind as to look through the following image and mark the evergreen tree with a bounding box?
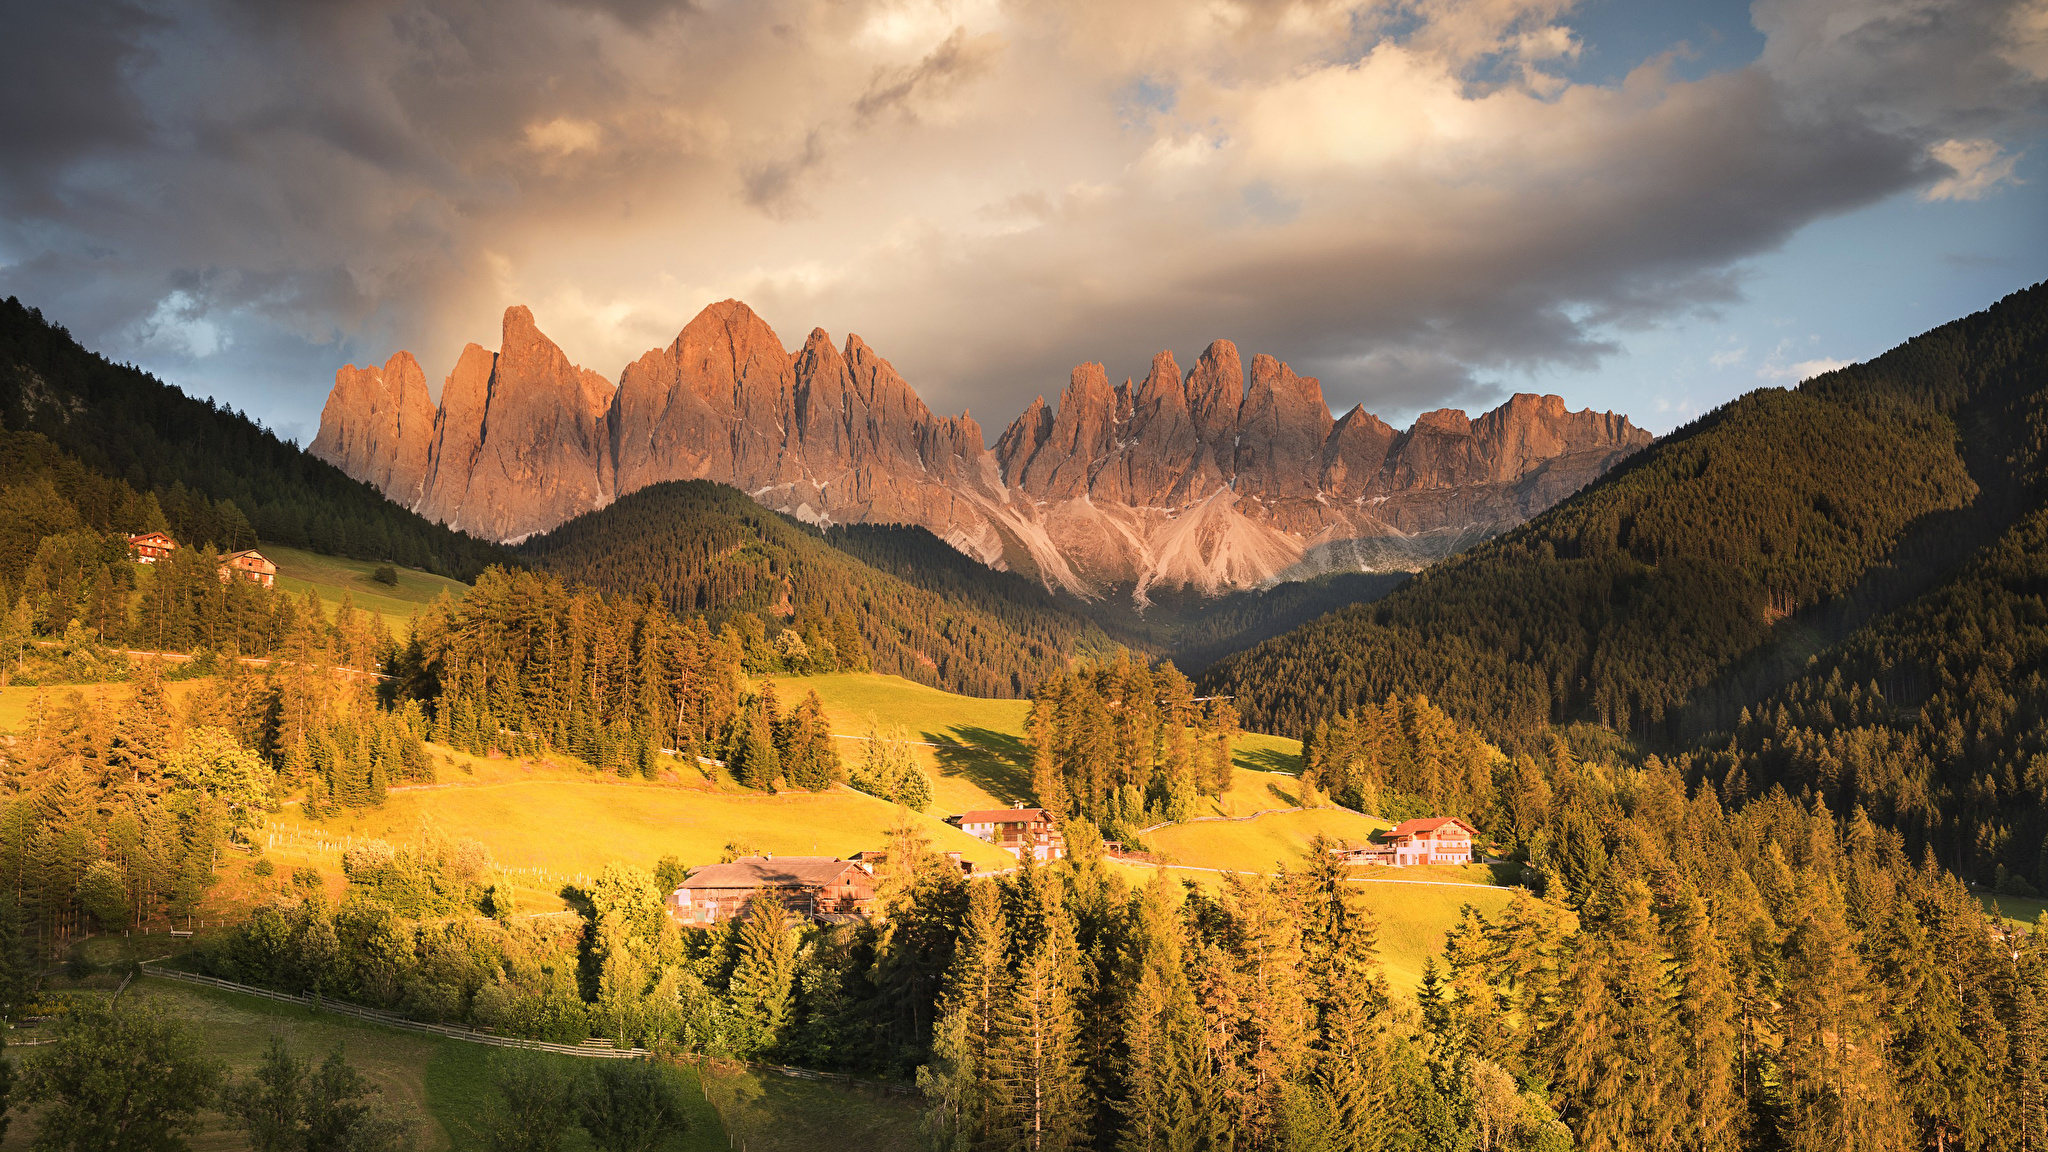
[923,880,1011,1151]
[1545,874,1686,1152]
[990,880,1087,1152]
[1118,869,1229,1152]
[729,895,799,1057]
[1776,872,1909,1152]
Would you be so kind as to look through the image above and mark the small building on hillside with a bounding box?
[128,532,178,563]
[1331,841,1397,867]
[949,803,1066,863]
[665,855,877,926]
[219,549,277,587]
[1332,817,1481,868]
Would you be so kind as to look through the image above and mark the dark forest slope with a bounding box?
[1206,282,2048,749]
[517,480,1117,697]
[0,298,509,579]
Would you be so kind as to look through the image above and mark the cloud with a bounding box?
[0,0,2042,439]
[1924,138,2023,200]
[1759,356,1850,383]
[524,117,604,156]
[134,290,229,359]
[854,26,1003,125]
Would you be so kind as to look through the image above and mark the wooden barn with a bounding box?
[665,855,877,926]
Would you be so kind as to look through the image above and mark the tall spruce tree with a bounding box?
[991,878,1087,1152]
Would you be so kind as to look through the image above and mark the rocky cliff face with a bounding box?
[311,301,1653,599]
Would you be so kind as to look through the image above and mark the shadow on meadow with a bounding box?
[927,725,1032,805]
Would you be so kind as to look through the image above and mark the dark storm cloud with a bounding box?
[0,0,2041,439]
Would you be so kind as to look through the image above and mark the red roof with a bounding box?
[958,807,1053,825]
[1387,817,1478,838]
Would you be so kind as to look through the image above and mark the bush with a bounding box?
[372,565,400,587]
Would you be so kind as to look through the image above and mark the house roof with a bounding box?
[958,808,1053,824]
[222,549,273,564]
[129,532,176,545]
[1387,817,1479,838]
[678,856,861,890]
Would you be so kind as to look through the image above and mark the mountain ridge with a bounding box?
[312,300,1652,599]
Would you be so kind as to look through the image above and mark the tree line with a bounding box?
[194,729,2048,1151]
[1023,654,1240,841]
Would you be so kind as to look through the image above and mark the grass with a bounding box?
[1143,807,1390,874]
[274,756,1018,909]
[765,672,1305,820]
[0,678,212,733]
[699,1065,923,1152]
[264,543,469,635]
[4,979,730,1152]
[1983,891,2048,930]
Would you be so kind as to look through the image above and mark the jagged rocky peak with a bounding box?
[312,299,1654,598]
[310,349,437,506]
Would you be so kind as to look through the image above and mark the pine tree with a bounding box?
[1667,883,1743,1150]
[731,694,781,791]
[1775,871,1909,1152]
[728,894,799,1058]
[1028,694,1070,820]
[990,879,1087,1152]
[923,879,1011,1150]
[1118,869,1228,1152]
[1546,874,1686,1152]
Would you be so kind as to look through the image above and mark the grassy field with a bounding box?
[700,1066,922,1152]
[275,758,1019,907]
[765,672,1306,820]
[1143,807,1390,873]
[0,677,212,731]
[0,978,728,1152]
[264,543,469,634]
[1984,892,2048,929]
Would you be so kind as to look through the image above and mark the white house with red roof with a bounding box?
[948,802,1066,862]
[1335,817,1481,867]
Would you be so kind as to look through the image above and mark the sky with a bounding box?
[1,0,2043,446]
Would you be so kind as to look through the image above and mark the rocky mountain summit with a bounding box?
[312,302,1651,600]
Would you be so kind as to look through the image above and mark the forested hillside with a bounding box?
[0,298,509,579]
[1211,280,2048,887]
[1210,282,2047,743]
[517,480,1116,698]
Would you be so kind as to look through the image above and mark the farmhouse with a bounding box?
[128,532,177,563]
[219,549,278,587]
[949,803,1066,862]
[1332,817,1481,868]
[1384,817,1480,866]
[665,855,877,926]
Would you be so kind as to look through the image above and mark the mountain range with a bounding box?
[311,301,1650,601]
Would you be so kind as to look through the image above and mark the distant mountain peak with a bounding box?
[312,301,1652,599]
